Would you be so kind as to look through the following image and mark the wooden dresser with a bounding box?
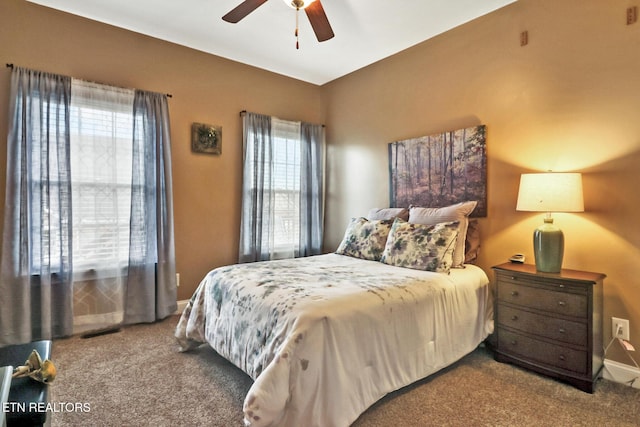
[492,262,605,393]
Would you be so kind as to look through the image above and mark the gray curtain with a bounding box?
[124,90,177,324]
[299,122,324,256]
[0,67,74,345]
[238,112,324,263]
[239,112,273,263]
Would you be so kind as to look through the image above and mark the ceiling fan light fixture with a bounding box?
[223,0,334,45]
[282,0,316,10]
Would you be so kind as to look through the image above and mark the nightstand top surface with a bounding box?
[492,262,606,283]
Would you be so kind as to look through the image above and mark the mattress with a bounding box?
[175,253,493,426]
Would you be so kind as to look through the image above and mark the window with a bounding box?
[69,80,135,271]
[239,112,324,263]
[2,67,177,342]
[271,118,301,253]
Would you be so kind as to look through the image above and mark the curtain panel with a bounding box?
[125,90,177,324]
[0,67,74,344]
[239,112,273,263]
[69,78,135,333]
[299,122,325,257]
[238,112,324,263]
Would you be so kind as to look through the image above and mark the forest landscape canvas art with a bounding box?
[388,125,487,217]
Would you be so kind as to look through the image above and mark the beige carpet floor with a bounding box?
[47,315,640,426]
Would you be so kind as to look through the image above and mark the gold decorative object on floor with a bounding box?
[12,349,57,384]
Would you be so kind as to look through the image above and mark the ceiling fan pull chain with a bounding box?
[295,7,300,49]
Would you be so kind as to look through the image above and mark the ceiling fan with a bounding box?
[223,0,335,48]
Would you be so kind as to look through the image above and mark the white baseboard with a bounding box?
[602,359,640,389]
[175,299,189,315]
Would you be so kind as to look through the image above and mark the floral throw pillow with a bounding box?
[336,217,394,261]
[380,219,460,273]
[408,201,477,268]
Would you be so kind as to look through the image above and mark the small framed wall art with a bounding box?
[191,122,222,155]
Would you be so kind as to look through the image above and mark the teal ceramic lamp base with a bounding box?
[533,217,564,273]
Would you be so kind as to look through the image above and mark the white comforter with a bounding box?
[175,254,493,427]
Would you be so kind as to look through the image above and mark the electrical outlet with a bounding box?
[176,273,180,288]
[612,317,630,341]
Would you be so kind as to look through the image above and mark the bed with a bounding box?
[175,203,493,426]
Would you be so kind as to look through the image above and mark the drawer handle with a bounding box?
[511,315,519,321]
[510,276,518,281]
[558,328,566,334]
[510,340,518,346]
[559,354,566,361]
[511,291,519,297]
[557,301,566,306]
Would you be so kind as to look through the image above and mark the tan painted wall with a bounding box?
[1,0,639,368]
[0,0,325,302]
[324,0,640,364]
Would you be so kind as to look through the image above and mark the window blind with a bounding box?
[270,118,301,252]
[69,79,135,271]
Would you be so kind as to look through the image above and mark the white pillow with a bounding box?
[408,201,477,268]
[367,207,409,221]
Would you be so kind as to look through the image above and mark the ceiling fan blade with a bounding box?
[304,0,334,42]
[222,0,269,23]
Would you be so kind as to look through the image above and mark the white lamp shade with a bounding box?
[516,173,584,213]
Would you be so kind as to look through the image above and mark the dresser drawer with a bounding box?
[497,280,588,318]
[495,271,586,292]
[497,304,588,346]
[498,329,587,374]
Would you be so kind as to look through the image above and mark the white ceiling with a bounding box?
[27,0,517,85]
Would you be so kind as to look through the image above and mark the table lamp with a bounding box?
[516,172,584,273]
